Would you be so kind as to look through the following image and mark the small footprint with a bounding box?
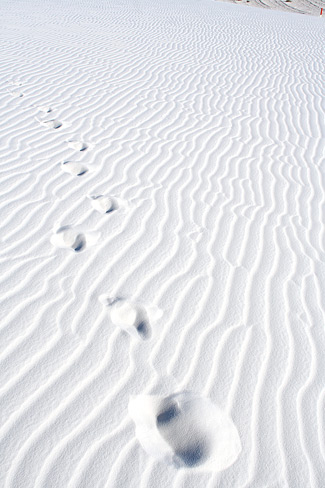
[51,225,100,252]
[61,161,89,176]
[88,195,117,214]
[36,106,52,113]
[67,140,88,151]
[99,296,162,340]
[8,89,24,98]
[88,194,131,214]
[38,118,63,129]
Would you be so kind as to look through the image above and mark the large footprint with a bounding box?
[129,391,242,471]
[51,225,100,252]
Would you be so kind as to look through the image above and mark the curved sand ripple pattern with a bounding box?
[0,0,324,487]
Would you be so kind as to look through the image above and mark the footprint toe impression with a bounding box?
[129,392,242,472]
[61,161,88,176]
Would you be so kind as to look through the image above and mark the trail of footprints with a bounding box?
[8,80,242,474]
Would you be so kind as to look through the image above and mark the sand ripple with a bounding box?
[0,0,324,487]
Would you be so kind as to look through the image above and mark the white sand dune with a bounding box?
[222,0,324,16]
[0,0,325,487]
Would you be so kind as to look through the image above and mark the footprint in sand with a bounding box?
[35,106,52,113]
[67,140,88,152]
[8,89,24,98]
[88,194,131,214]
[51,225,100,252]
[38,118,63,130]
[99,296,162,340]
[129,391,242,471]
[61,161,89,176]
[88,195,118,214]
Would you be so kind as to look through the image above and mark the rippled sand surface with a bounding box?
[0,0,324,486]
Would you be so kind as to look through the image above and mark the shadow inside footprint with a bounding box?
[157,404,180,425]
[174,441,207,467]
[72,234,86,252]
[136,320,150,340]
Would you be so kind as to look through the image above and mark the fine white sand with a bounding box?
[0,0,324,487]
[220,0,324,16]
